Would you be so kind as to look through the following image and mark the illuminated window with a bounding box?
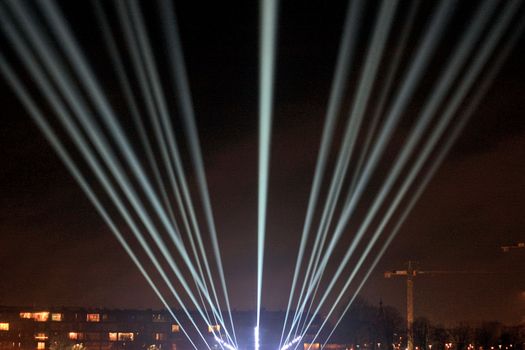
[69,333,78,340]
[0,323,9,331]
[20,313,31,319]
[304,344,320,350]
[33,312,49,322]
[171,345,177,350]
[207,325,220,333]
[171,324,180,333]
[154,333,166,341]
[37,342,46,350]
[51,313,63,322]
[35,333,48,341]
[108,333,117,342]
[86,314,100,322]
[117,333,134,341]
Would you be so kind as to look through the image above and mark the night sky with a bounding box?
[1,0,525,327]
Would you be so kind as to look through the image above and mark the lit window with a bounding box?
[304,344,320,350]
[51,314,63,322]
[117,333,134,341]
[33,312,49,322]
[37,342,46,350]
[171,324,180,333]
[20,313,31,319]
[108,333,117,342]
[35,333,48,341]
[86,314,100,322]
[69,333,78,340]
[171,344,177,350]
[207,325,220,333]
[155,333,166,341]
[0,323,9,331]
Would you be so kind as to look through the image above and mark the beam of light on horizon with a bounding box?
[290,0,398,335]
[0,53,203,350]
[0,2,224,346]
[305,0,420,306]
[285,0,399,343]
[290,4,457,341]
[298,0,496,337]
[318,13,525,346]
[344,0,420,213]
[300,1,522,346]
[295,1,419,335]
[10,0,205,318]
[28,0,223,307]
[90,2,191,286]
[156,0,239,346]
[308,0,455,286]
[257,0,278,329]
[278,0,365,347]
[115,1,231,341]
[0,20,215,345]
[110,0,188,246]
[25,0,235,338]
[113,0,225,336]
[89,5,220,327]
[116,1,227,332]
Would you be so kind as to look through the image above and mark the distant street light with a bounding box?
[501,242,525,252]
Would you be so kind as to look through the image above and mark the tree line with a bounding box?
[325,298,525,350]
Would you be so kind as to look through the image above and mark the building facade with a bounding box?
[0,307,194,350]
[0,307,326,350]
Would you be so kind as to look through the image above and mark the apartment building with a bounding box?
[0,307,196,350]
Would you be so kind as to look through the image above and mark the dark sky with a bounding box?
[1,0,525,328]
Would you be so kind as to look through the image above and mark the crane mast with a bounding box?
[384,261,417,350]
[384,262,490,350]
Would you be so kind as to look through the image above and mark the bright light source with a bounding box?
[208,325,221,333]
[281,336,301,350]
[33,312,50,322]
[35,333,48,340]
[214,335,237,350]
[254,326,260,350]
[51,313,63,321]
[86,313,100,322]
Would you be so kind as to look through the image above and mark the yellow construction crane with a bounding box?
[384,261,492,350]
